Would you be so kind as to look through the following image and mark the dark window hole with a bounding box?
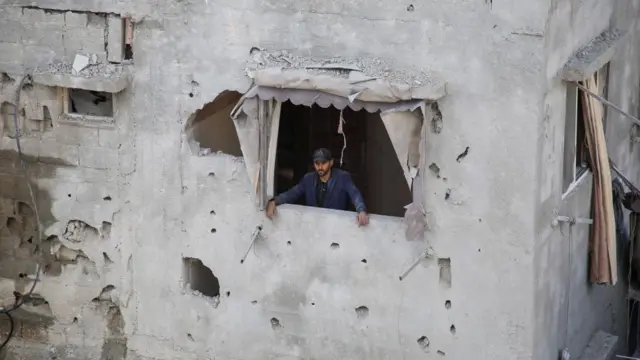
[361,259,367,263]
[103,196,112,201]
[330,243,340,250]
[445,300,451,309]
[355,306,369,319]
[182,257,220,298]
[124,44,133,60]
[450,325,456,334]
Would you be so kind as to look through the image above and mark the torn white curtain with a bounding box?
[243,86,424,113]
[380,110,422,188]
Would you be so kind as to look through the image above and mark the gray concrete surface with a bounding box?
[0,0,636,359]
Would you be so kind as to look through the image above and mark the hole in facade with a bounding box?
[445,300,451,309]
[286,241,292,246]
[103,196,112,201]
[417,336,430,352]
[355,306,369,319]
[226,291,230,297]
[187,333,194,341]
[67,89,114,117]
[330,243,340,250]
[210,228,216,233]
[438,258,452,288]
[182,257,220,298]
[270,317,282,330]
[186,90,243,157]
[450,325,456,334]
[361,258,367,263]
[437,350,446,356]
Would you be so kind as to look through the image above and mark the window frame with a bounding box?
[58,87,116,128]
[561,63,609,198]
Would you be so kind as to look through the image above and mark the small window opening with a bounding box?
[182,257,220,298]
[67,89,114,117]
[274,102,412,217]
[186,91,243,157]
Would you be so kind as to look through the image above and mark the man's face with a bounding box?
[314,159,332,177]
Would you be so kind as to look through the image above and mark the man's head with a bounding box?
[312,148,333,178]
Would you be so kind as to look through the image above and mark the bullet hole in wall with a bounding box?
[417,336,430,352]
[311,302,315,306]
[450,325,456,335]
[355,306,369,319]
[210,210,216,215]
[182,257,220,298]
[270,317,282,330]
[103,196,112,201]
[188,92,194,98]
[251,300,257,304]
[187,333,194,341]
[286,241,292,246]
[445,300,451,309]
[1,72,13,83]
[67,193,71,198]
[456,146,470,162]
[330,243,340,250]
[361,258,367,263]
[210,228,216,233]
[226,291,230,297]
[437,350,446,356]
[208,172,215,177]
[428,163,441,178]
[444,189,451,200]
[103,252,114,265]
[406,4,414,11]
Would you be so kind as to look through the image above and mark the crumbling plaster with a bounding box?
[0,0,633,359]
[534,1,640,359]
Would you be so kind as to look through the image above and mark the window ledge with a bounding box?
[562,28,628,82]
[32,61,131,93]
[276,204,404,227]
[58,113,115,129]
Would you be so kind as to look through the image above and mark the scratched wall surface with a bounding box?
[0,0,632,359]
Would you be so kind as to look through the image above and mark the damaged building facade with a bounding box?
[0,0,639,359]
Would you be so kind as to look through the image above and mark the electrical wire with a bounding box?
[0,74,44,352]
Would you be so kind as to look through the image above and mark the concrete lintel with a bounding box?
[562,28,628,82]
[33,72,130,93]
[578,330,618,360]
[32,61,131,93]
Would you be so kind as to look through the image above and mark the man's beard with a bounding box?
[317,170,326,176]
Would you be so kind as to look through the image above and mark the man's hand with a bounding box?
[356,211,369,227]
[266,199,277,219]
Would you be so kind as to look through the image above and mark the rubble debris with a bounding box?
[245,49,437,87]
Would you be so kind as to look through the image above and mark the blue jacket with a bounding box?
[274,168,367,212]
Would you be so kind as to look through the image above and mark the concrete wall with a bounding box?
[0,0,609,359]
[534,1,640,359]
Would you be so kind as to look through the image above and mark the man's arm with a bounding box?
[344,173,367,213]
[273,179,305,205]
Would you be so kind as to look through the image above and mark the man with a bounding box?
[266,148,370,226]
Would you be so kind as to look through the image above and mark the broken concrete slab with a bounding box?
[577,331,618,360]
[562,28,628,82]
[72,54,90,75]
[107,16,125,63]
[32,61,131,93]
